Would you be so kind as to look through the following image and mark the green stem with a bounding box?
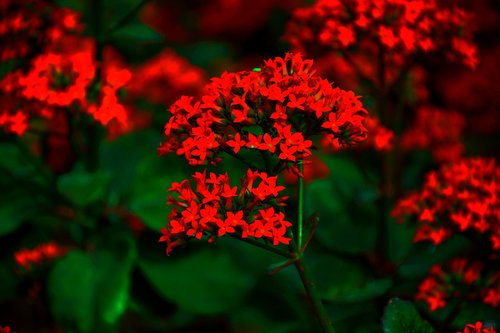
[293,246,336,333]
[293,160,336,333]
[297,160,304,251]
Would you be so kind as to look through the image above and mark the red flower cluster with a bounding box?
[0,0,83,61]
[401,106,465,162]
[160,170,291,255]
[159,53,367,166]
[127,49,206,105]
[416,258,500,311]
[363,115,393,151]
[285,0,478,68]
[457,322,497,333]
[391,158,500,249]
[0,36,132,135]
[14,242,67,269]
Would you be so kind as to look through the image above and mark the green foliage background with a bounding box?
[1,0,499,332]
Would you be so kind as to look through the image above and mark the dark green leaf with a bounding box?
[48,251,97,333]
[139,249,255,314]
[324,278,393,303]
[109,23,163,42]
[48,241,135,332]
[0,194,38,236]
[382,298,435,333]
[57,167,110,207]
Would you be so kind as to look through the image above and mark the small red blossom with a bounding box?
[14,242,67,270]
[362,116,394,151]
[457,321,498,333]
[416,258,494,312]
[401,106,465,163]
[160,53,368,166]
[285,0,478,69]
[160,170,291,255]
[127,49,206,105]
[391,158,500,250]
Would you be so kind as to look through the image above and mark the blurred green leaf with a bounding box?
[306,179,378,254]
[99,130,160,194]
[387,221,416,263]
[128,174,170,231]
[48,251,97,333]
[57,167,110,207]
[398,236,470,279]
[308,253,365,295]
[324,278,393,303]
[0,194,38,236]
[139,249,255,315]
[305,154,379,254]
[48,239,135,332]
[55,0,85,11]
[382,298,435,333]
[177,41,233,70]
[0,143,36,176]
[109,23,163,42]
[95,238,136,326]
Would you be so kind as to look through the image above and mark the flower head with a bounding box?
[285,0,478,69]
[392,158,500,250]
[160,170,291,255]
[159,53,368,166]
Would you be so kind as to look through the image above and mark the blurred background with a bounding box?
[0,0,499,332]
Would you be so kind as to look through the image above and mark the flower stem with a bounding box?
[293,160,336,333]
[297,159,304,251]
[293,249,336,333]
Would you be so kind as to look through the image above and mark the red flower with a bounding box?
[401,106,465,163]
[14,242,67,270]
[127,49,206,105]
[160,170,291,255]
[392,158,500,249]
[160,53,368,166]
[285,0,478,69]
[416,258,495,312]
[457,322,498,333]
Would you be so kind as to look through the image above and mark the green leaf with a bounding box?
[0,194,38,236]
[398,236,470,279]
[48,251,97,333]
[306,179,378,254]
[94,238,136,326]
[382,298,435,333]
[128,174,170,231]
[0,143,36,176]
[109,23,163,42]
[308,253,365,295]
[99,130,160,194]
[324,278,393,303]
[139,249,255,315]
[48,241,135,332]
[57,167,110,207]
